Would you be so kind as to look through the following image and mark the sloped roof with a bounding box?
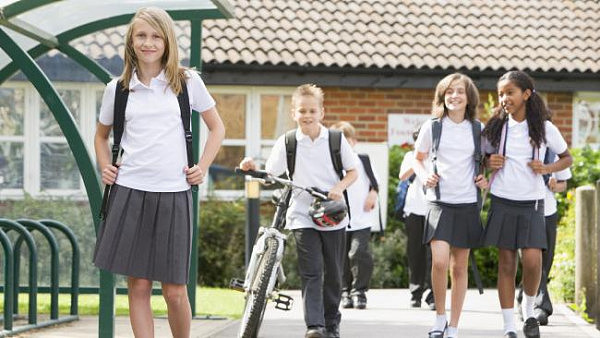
[72,0,600,73]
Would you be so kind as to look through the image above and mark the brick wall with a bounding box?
[323,87,573,146]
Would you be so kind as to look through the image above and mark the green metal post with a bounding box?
[0,229,14,330]
[187,19,203,317]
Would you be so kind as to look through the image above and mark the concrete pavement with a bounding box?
[17,289,600,337]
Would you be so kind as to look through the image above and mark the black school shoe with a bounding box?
[306,326,326,338]
[535,308,550,326]
[325,324,340,338]
[504,332,517,338]
[427,322,447,338]
[353,294,367,309]
[523,317,541,338]
[341,295,353,309]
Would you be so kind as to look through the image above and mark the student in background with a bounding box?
[398,127,434,310]
[331,121,377,310]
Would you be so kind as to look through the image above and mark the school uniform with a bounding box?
[482,117,568,250]
[535,163,571,316]
[414,118,484,248]
[399,150,433,304]
[266,125,355,329]
[342,153,376,300]
[93,70,215,284]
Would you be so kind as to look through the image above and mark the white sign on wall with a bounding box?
[388,113,431,146]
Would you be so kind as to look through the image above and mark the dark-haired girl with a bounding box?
[482,71,572,338]
[414,73,488,338]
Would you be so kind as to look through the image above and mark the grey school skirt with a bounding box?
[93,184,193,284]
[482,194,546,250]
[423,201,483,248]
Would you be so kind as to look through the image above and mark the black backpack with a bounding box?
[284,128,351,221]
[99,78,193,220]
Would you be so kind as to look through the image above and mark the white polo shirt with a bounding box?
[266,125,356,231]
[485,117,568,201]
[347,153,378,231]
[98,69,215,192]
[414,118,484,204]
[399,150,428,216]
[544,155,572,216]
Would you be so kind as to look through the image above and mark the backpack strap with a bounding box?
[100,79,129,219]
[177,78,193,169]
[328,129,351,222]
[430,118,442,200]
[542,148,555,186]
[328,129,344,180]
[284,129,297,179]
[472,120,483,210]
[358,154,379,192]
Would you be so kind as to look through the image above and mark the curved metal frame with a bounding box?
[16,219,60,320]
[0,228,14,330]
[39,219,80,316]
[0,219,38,325]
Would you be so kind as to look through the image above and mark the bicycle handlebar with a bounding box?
[235,167,328,200]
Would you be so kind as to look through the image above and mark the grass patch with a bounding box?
[1,287,245,319]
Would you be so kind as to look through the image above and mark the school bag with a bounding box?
[393,173,416,222]
[99,78,193,220]
[358,154,383,232]
[284,128,351,222]
[430,117,484,294]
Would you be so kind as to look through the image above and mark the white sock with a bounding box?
[447,326,458,337]
[502,308,516,334]
[433,313,447,331]
[522,293,536,319]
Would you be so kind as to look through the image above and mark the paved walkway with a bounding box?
[17,289,600,338]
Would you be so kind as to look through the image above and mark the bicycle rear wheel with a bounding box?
[238,236,279,338]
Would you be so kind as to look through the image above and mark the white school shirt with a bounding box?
[414,118,484,204]
[98,69,215,192]
[399,150,428,216]
[265,125,356,231]
[544,156,572,216]
[347,153,378,231]
[485,117,568,201]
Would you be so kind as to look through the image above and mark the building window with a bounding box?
[0,82,295,199]
[573,92,600,148]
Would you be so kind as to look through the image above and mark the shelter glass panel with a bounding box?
[0,141,23,189]
[0,87,25,136]
[40,142,80,190]
[40,89,81,137]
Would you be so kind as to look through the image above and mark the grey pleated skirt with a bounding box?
[423,201,483,248]
[482,194,546,250]
[93,184,193,284]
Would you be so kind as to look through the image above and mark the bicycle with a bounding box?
[230,168,330,338]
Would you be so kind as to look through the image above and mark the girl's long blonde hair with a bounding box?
[120,7,186,94]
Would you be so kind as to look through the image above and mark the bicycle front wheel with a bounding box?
[238,236,279,338]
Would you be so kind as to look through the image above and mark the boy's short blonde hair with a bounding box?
[330,121,356,140]
[291,84,324,108]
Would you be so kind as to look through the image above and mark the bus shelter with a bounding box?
[0,1,233,336]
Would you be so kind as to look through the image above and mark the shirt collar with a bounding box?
[508,114,526,127]
[296,124,328,142]
[129,69,167,89]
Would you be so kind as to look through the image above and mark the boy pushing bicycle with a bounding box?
[239,84,357,338]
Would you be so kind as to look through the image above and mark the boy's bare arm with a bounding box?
[329,168,358,201]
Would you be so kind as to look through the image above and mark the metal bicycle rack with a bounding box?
[0,218,79,336]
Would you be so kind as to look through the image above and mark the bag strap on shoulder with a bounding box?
[472,119,483,210]
[328,129,344,180]
[284,129,297,179]
[430,118,442,200]
[358,153,379,192]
